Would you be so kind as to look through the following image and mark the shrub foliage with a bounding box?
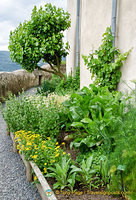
[8,3,71,79]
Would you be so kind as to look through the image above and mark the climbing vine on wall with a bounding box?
[82,27,130,91]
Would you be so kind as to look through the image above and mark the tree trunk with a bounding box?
[36,65,66,80]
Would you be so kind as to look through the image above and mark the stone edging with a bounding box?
[8,129,57,200]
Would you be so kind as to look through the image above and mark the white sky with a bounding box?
[0,0,67,51]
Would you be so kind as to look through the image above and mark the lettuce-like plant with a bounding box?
[46,156,76,191]
[71,156,100,190]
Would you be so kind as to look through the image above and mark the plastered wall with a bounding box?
[66,0,77,75]
[67,0,136,92]
[80,0,112,88]
[116,0,136,92]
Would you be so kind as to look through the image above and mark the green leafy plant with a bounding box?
[99,155,110,184]
[8,3,71,79]
[46,156,75,190]
[1,94,67,139]
[106,103,136,199]
[82,27,130,91]
[64,84,126,153]
[55,67,80,95]
[37,79,56,97]
[71,156,100,190]
[37,67,80,96]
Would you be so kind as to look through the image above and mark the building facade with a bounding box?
[66,0,136,92]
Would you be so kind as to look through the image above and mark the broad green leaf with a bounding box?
[81,118,92,124]
[71,122,83,128]
[70,165,83,174]
[53,182,61,189]
[86,156,93,168]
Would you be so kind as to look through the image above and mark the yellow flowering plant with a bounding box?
[14,130,68,175]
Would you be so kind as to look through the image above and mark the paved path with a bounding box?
[0,87,41,200]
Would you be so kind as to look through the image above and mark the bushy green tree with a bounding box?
[8,3,71,79]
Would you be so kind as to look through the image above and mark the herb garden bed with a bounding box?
[2,80,135,200]
[2,5,135,199]
[8,130,126,200]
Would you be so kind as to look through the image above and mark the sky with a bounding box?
[0,0,67,51]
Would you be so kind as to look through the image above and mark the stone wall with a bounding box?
[0,64,66,102]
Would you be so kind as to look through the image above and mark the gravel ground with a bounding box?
[0,87,41,200]
[23,87,39,96]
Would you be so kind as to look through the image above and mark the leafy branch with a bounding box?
[82,27,131,91]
